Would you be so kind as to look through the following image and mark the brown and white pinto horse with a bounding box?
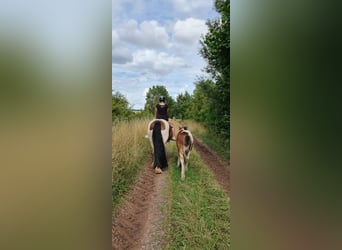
[176,126,194,180]
[147,119,172,174]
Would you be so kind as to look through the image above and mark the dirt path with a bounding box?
[112,139,230,249]
[193,137,230,196]
[112,159,168,250]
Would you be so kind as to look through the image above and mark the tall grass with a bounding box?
[173,119,206,135]
[112,118,151,211]
[163,143,231,249]
[182,119,230,161]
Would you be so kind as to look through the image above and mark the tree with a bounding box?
[144,85,175,117]
[112,91,132,121]
[199,0,230,140]
[174,91,192,120]
[200,0,229,80]
[189,79,215,123]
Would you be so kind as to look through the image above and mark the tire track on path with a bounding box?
[193,137,230,196]
[112,159,168,250]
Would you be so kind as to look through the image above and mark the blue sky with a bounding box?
[112,0,219,109]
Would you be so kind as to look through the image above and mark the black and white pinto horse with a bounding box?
[147,119,170,174]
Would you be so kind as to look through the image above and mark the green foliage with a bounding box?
[112,91,153,122]
[189,79,215,123]
[112,91,133,121]
[199,131,230,161]
[173,91,192,120]
[196,0,230,141]
[200,0,230,79]
[144,85,175,117]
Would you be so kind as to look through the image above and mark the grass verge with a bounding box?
[112,118,151,211]
[199,131,230,161]
[163,143,230,249]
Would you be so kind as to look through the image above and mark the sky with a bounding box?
[112,0,219,109]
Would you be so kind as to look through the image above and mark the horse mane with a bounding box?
[152,121,167,169]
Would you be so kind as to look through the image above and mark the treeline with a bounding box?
[112,91,151,122]
[112,0,229,144]
[196,0,230,143]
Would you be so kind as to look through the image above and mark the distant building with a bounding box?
[131,108,143,113]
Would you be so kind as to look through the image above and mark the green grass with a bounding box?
[199,131,230,161]
[112,118,151,211]
[163,143,230,249]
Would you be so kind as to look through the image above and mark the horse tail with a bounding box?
[184,134,191,147]
[152,121,167,169]
[183,131,194,152]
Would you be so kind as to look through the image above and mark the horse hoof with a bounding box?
[155,167,162,174]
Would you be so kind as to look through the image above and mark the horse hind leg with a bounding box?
[180,155,185,180]
[184,149,190,171]
[185,157,189,171]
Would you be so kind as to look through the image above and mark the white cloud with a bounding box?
[112,30,133,64]
[118,19,169,49]
[112,47,132,64]
[112,30,120,46]
[112,0,144,22]
[131,49,185,74]
[173,18,207,45]
[143,87,149,97]
[172,0,213,14]
[112,0,218,108]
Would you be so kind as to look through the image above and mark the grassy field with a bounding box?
[163,135,230,249]
[112,118,151,211]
